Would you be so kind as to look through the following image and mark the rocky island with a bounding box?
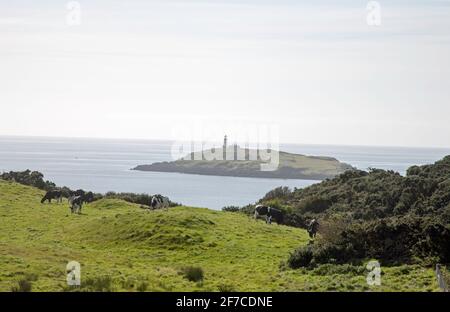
[132,139,354,180]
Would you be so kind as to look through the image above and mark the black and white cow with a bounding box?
[41,190,63,204]
[266,207,284,225]
[150,194,170,210]
[254,205,284,225]
[254,205,269,219]
[68,195,84,214]
[307,219,319,238]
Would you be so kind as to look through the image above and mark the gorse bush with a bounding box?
[182,266,204,282]
[10,273,38,292]
[0,170,55,191]
[287,246,314,269]
[222,206,240,212]
[287,214,450,268]
[260,186,293,201]
[270,156,450,266]
[11,279,33,292]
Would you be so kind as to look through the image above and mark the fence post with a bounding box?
[436,264,449,292]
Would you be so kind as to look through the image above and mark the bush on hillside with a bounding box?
[287,246,314,268]
[10,273,37,292]
[0,170,56,191]
[268,156,450,265]
[260,186,293,201]
[181,266,204,283]
[11,279,32,292]
[222,206,240,212]
[287,214,450,268]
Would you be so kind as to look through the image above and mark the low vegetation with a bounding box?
[251,156,450,267]
[181,266,204,283]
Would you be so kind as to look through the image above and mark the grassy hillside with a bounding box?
[0,180,440,292]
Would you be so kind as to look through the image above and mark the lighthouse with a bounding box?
[222,135,228,160]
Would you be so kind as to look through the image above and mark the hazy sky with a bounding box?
[1,0,450,147]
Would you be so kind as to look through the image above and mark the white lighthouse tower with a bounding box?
[222,135,228,160]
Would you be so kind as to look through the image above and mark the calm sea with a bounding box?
[1,136,449,210]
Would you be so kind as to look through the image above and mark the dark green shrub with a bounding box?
[182,266,204,282]
[222,206,240,212]
[297,196,331,213]
[287,246,313,268]
[260,186,292,201]
[261,156,450,264]
[1,170,55,191]
[11,279,32,292]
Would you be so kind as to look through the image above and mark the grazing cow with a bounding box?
[307,219,319,238]
[254,205,284,225]
[150,194,170,210]
[68,195,83,214]
[254,205,269,219]
[266,207,284,225]
[41,190,63,204]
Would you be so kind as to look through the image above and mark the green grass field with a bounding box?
[0,180,440,291]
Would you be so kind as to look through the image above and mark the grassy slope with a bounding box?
[0,180,439,292]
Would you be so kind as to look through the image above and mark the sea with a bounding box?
[1,136,449,210]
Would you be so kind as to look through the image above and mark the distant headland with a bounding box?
[132,136,355,180]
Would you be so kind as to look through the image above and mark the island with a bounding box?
[132,137,354,180]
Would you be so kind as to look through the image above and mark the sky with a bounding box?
[0,0,450,147]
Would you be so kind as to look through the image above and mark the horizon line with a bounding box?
[1,133,450,151]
